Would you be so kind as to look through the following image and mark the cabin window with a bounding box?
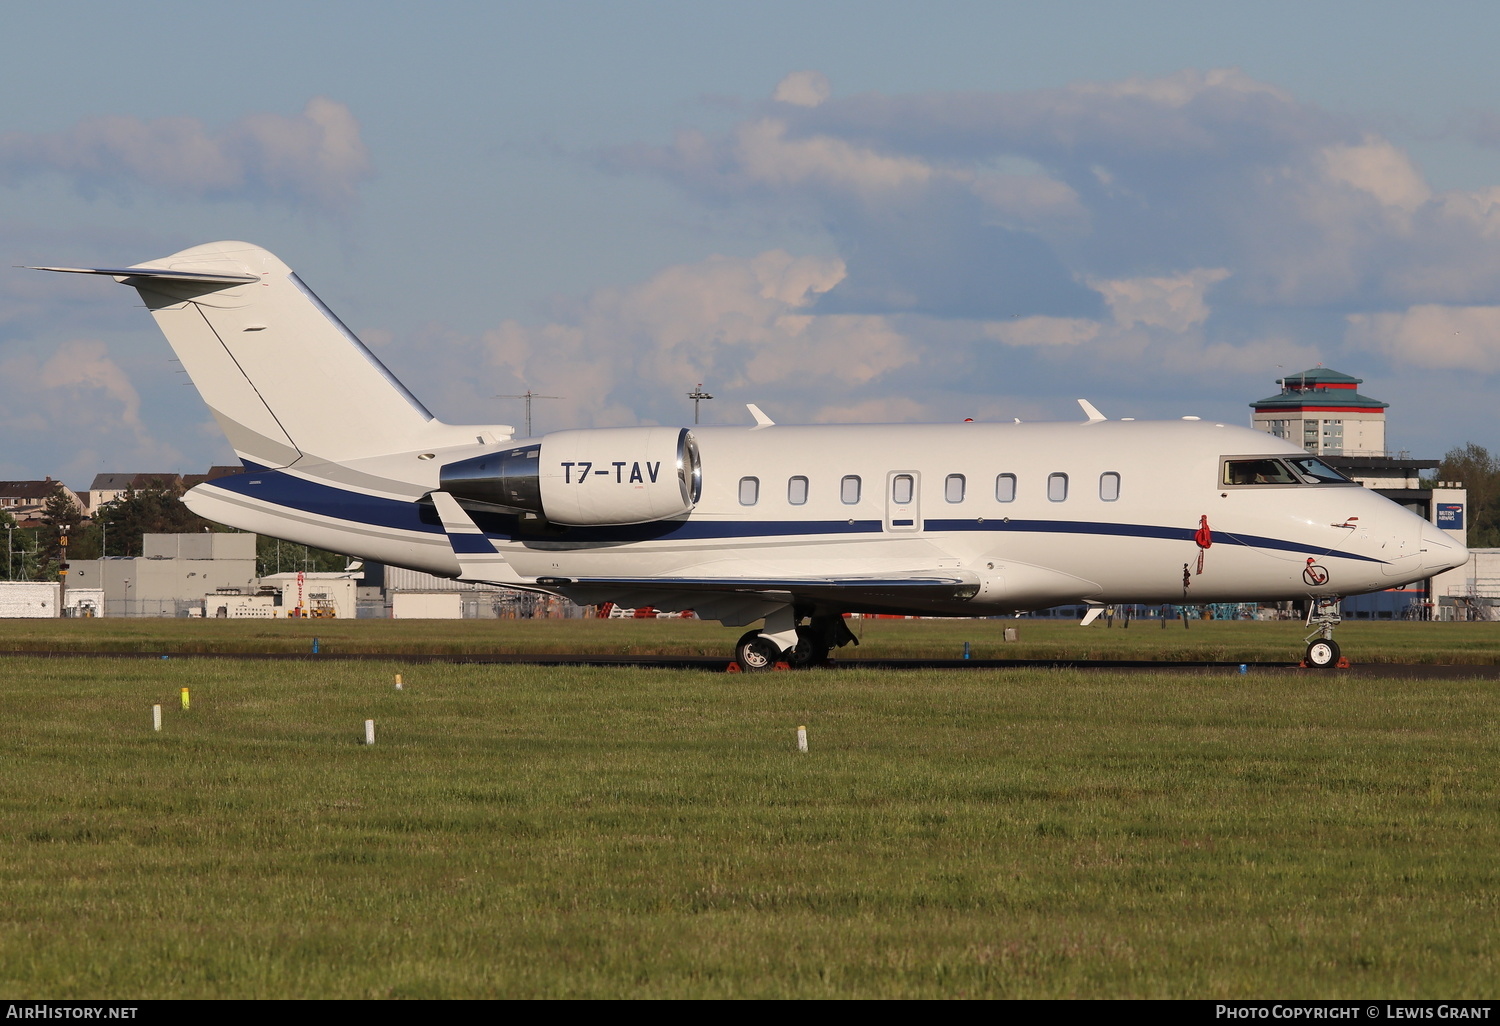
[995,474,1016,502]
[1047,473,1068,502]
[1222,458,1300,486]
[841,475,861,505]
[787,476,808,505]
[739,476,760,506]
[1099,472,1120,502]
[892,475,914,505]
[945,474,965,503]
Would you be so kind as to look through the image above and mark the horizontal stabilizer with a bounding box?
[28,265,259,285]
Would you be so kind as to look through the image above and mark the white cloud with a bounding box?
[1072,67,1294,107]
[733,118,933,197]
[0,97,372,211]
[39,339,145,433]
[773,71,831,108]
[968,171,1086,228]
[1092,268,1231,331]
[0,339,182,484]
[1346,304,1500,372]
[401,250,921,429]
[984,316,1100,348]
[1318,136,1431,212]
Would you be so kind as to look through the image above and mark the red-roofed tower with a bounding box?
[1249,366,1389,456]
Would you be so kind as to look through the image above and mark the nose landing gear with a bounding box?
[1303,596,1347,669]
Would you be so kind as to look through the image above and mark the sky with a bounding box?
[5,0,1500,491]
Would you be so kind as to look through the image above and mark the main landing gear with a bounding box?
[1303,596,1346,669]
[733,614,860,671]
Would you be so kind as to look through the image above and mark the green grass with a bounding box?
[2,655,1498,997]
[0,614,1497,663]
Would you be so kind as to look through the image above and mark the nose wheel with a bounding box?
[1303,596,1347,669]
[1305,637,1341,668]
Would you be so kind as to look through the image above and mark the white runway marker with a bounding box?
[365,719,376,746]
[152,705,162,732]
[797,725,808,752]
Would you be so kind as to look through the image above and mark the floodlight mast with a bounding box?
[495,390,561,439]
[688,384,714,425]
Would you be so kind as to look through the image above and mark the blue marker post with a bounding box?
[312,637,320,655]
[963,641,971,660]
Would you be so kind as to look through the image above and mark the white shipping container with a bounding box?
[391,592,464,619]
[0,582,60,618]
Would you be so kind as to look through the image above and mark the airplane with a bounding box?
[33,241,1469,669]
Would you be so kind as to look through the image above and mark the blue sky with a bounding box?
[5,1,1500,489]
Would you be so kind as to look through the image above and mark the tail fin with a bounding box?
[37,241,449,470]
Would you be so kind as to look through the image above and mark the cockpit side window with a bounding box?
[1286,457,1355,485]
[1222,458,1301,486]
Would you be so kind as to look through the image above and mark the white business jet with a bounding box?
[34,242,1467,668]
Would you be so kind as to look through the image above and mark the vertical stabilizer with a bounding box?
[72,241,437,470]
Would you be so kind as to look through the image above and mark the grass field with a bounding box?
[2,614,1500,663]
[2,645,1498,997]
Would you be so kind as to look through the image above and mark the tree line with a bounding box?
[1437,443,1500,548]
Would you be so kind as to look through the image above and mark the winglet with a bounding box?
[1077,399,1106,423]
[746,404,775,428]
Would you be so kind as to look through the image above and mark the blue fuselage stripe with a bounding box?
[207,471,1382,563]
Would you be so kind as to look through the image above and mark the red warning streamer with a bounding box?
[1195,515,1212,575]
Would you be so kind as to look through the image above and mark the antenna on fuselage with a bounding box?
[1077,399,1107,423]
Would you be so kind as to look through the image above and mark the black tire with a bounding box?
[787,625,830,668]
[735,631,783,672]
[1306,638,1341,668]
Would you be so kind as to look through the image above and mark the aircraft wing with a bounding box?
[535,571,982,624]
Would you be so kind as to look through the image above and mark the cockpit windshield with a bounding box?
[1285,456,1354,485]
[1222,456,1357,487]
[1223,458,1301,486]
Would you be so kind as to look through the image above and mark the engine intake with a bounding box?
[440,426,700,526]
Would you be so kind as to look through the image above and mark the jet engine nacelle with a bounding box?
[440,426,701,526]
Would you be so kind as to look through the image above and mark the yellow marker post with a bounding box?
[180,687,190,711]
[395,673,404,690]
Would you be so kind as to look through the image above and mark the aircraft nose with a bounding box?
[1421,522,1468,575]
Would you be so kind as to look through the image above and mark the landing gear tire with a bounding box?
[1305,638,1341,669]
[735,630,784,672]
[787,625,831,668]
